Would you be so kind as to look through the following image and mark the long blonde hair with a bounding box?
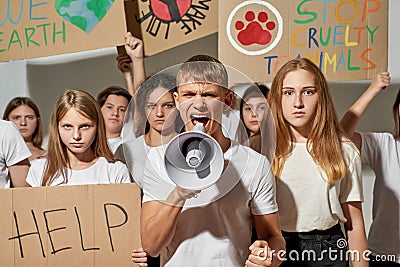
[42,89,115,186]
[269,58,348,185]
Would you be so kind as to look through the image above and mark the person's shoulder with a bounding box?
[0,120,25,144]
[0,119,12,126]
[30,157,47,169]
[361,132,396,145]
[229,141,269,167]
[340,138,360,157]
[378,132,396,140]
[0,120,17,132]
[361,131,391,137]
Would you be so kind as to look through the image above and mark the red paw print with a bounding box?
[235,11,276,46]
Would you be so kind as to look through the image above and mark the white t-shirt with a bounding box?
[107,136,122,154]
[361,132,400,263]
[222,110,241,141]
[122,135,153,186]
[26,157,131,186]
[142,141,277,267]
[0,120,31,188]
[277,142,363,232]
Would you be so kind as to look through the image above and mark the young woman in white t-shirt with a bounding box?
[123,74,181,267]
[26,89,130,186]
[341,73,400,266]
[123,73,181,187]
[3,97,46,161]
[246,58,367,267]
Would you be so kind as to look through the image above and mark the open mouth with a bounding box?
[190,114,210,127]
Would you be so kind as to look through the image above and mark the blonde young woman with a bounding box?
[246,58,367,267]
[26,89,131,186]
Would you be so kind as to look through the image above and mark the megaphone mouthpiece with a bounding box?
[182,137,204,169]
[186,149,204,168]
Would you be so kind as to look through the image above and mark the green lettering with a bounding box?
[348,49,360,71]
[8,30,22,51]
[37,23,50,45]
[25,27,40,47]
[0,32,5,53]
[319,27,331,46]
[366,25,379,44]
[53,21,66,44]
[294,0,318,24]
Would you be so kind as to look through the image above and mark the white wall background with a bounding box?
[1,0,399,234]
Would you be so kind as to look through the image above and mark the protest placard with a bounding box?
[219,0,388,82]
[0,183,141,266]
[0,0,127,62]
[125,0,218,56]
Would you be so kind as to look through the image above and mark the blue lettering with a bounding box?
[30,0,48,21]
[333,25,345,45]
[308,28,319,48]
[318,0,338,24]
[318,51,324,69]
[0,0,25,27]
[336,51,346,71]
[263,55,278,74]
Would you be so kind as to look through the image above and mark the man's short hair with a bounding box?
[97,86,132,107]
[177,55,228,89]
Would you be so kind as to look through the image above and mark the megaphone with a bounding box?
[164,123,224,190]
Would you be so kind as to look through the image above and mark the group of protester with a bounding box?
[1,32,399,267]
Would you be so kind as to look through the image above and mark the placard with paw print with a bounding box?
[0,0,127,62]
[219,0,388,82]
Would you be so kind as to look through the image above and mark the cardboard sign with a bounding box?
[0,183,141,267]
[125,0,218,56]
[0,0,127,62]
[219,0,388,82]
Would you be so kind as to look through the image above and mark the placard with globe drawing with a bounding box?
[0,0,127,62]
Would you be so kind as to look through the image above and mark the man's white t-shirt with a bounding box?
[361,132,400,263]
[120,135,152,187]
[142,141,277,267]
[107,136,122,154]
[277,142,363,232]
[0,120,31,188]
[26,157,131,186]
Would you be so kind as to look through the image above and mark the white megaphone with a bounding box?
[164,123,224,190]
